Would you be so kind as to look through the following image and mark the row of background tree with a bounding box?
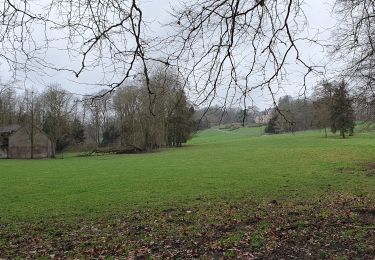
[193,80,373,139]
[264,80,372,138]
[194,106,271,130]
[0,68,195,154]
[1,76,372,153]
[85,76,370,141]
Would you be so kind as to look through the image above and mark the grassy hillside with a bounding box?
[0,127,374,221]
[0,127,374,258]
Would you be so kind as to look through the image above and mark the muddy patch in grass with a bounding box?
[364,163,375,176]
[337,162,375,176]
[353,208,375,225]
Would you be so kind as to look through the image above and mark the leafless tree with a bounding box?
[312,81,335,137]
[113,85,140,146]
[111,67,194,150]
[84,90,112,145]
[0,1,321,114]
[39,84,75,156]
[0,0,158,94]
[0,86,16,124]
[332,0,375,120]
[166,0,320,118]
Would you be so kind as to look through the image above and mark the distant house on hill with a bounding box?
[0,125,53,159]
[255,109,273,124]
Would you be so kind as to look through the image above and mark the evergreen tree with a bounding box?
[167,91,195,147]
[265,114,279,134]
[330,81,355,138]
[101,123,120,146]
[70,118,85,144]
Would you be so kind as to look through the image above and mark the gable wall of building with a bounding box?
[8,127,52,159]
[0,148,7,159]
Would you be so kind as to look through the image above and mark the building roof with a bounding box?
[0,124,22,134]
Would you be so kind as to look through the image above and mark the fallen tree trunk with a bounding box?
[83,145,144,156]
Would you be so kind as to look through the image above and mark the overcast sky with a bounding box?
[1,0,337,110]
[144,0,337,109]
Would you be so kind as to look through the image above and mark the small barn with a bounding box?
[0,125,53,159]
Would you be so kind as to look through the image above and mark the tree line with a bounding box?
[0,69,195,156]
[193,106,270,131]
[265,80,356,138]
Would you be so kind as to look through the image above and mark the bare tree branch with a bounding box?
[164,0,320,122]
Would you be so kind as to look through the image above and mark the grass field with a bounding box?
[0,127,374,258]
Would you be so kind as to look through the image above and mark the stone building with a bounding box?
[0,125,53,159]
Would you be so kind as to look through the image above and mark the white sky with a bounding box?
[0,0,337,110]
[142,0,337,109]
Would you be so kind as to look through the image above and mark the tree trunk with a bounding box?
[50,140,56,158]
[341,129,345,139]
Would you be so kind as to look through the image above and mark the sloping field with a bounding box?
[0,127,374,258]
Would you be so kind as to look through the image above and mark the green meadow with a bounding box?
[0,127,374,221]
[0,127,374,258]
